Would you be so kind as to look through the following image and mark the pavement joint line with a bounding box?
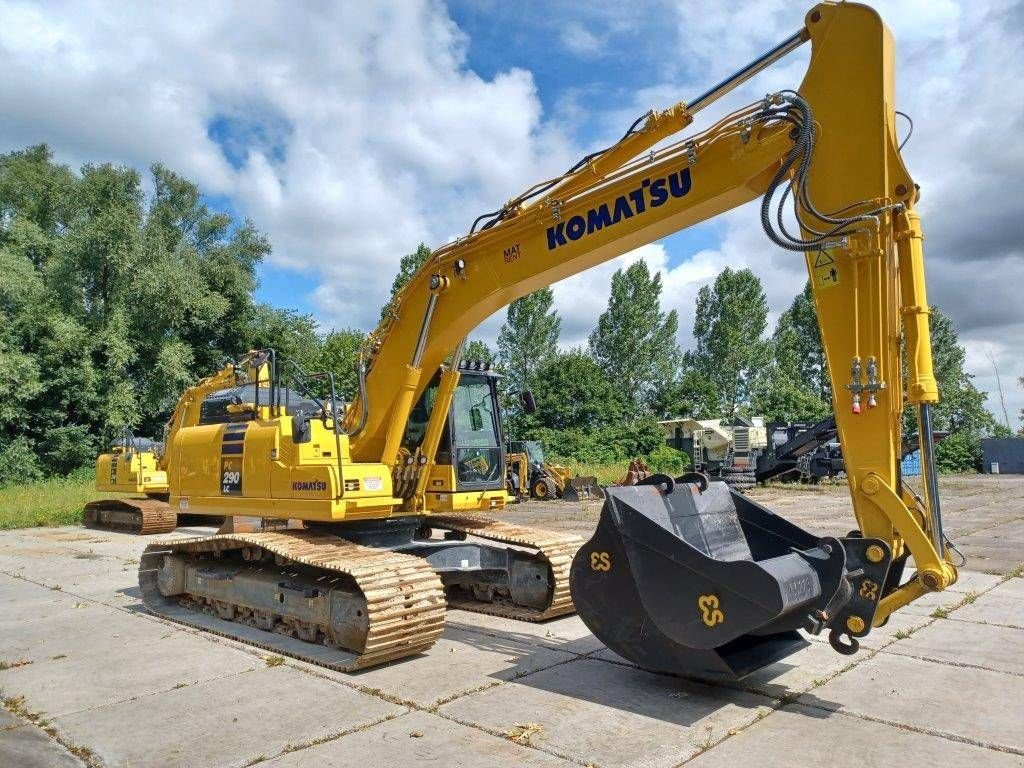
[431,704,598,767]
[949,512,1024,537]
[946,616,1023,630]
[875,644,1024,678]
[269,657,592,766]
[1,690,102,767]
[45,666,261,721]
[241,708,411,767]
[789,698,1024,756]
[442,620,597,657]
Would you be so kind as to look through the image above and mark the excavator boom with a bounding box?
[137,2,956,679]
[335,1,953,674]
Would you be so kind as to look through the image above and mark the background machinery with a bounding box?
[139,2,957,681]
[506,440,604,501]
[82,354,272,534]
[757,416,844,484]
[756,417,948,485]
[662,416,768,490]
[86,429,177,534]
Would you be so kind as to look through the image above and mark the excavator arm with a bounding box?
[329,1,956,676]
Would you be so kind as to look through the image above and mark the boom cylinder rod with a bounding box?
[687,29,808,115]
[917,403,945,556]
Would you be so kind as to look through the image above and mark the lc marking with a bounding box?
[698,594,725,627]
[590,551,611,571]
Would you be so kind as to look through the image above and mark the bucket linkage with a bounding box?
[570,476,893,680]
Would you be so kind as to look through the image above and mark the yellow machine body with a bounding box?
[331,1,954,625]
[94,449,168,495]
[166,366,509,522]
[140,3,956,676]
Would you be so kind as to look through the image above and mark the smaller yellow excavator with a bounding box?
[83,353,272,534]
[86,429,177,534]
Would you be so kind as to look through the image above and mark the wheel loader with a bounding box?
[137,2,959,681]
[506,440,603,502]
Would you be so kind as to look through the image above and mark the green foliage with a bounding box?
[751,283,830,423]
[774,282,831,401]
[934,430,981,474]
[0,475,118,529]
[645,443,690,475]
[314,328,364,399]
[463,338,495,364]
[589,261,679,415]
[0,437,43,487]
[0,145,268,480]
[903,308,995,472]
[526,349,623,432]
[382,243,431,319]
[497,288,560,396]
[516,349,664,463]
[685,267,768,418]
[1019,377,1023,434]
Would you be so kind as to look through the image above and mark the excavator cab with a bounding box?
[571,477,893,680]
[404,360,508,510]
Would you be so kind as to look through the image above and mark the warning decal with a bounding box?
[812,250,839,289]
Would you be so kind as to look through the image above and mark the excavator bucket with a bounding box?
[561,476,605,502]
[570,479,892,681]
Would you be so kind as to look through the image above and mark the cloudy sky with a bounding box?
[1,0,1021,423]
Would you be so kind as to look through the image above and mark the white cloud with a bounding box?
[0,0,575,331]
[1,0,1020,423]
[560,23,603,56]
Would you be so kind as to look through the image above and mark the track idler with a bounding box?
[570,477,892,680]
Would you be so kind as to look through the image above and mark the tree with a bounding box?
[749,281,831,422]
[0,145,269,480]
[516,348,664,463]
[1019,376,1024,434]
[497,288,560,396]
[684,267,768,418]
[588,260,679,415]
[773,281,830,401]
[462,338,495,364]
[314,329,364,400]
[381,243,431,319]
[917,307,997,472]
[529,349,624,432]
[243,305,320,372]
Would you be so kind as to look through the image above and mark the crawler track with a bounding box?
[139,530,446,671]
[432,515,582,621]
[83,497,178,535]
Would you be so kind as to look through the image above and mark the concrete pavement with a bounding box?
[1,476,1022,767]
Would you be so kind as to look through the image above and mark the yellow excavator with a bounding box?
[139,2,957,680]
[86,429,178,534]
[84,355,283,535]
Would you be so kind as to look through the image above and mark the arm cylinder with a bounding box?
[896,208,938,405]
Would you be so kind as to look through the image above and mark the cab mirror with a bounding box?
[521,390,537,415]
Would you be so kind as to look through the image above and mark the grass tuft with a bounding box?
[0,476,126,530]
[0,659,33,671]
